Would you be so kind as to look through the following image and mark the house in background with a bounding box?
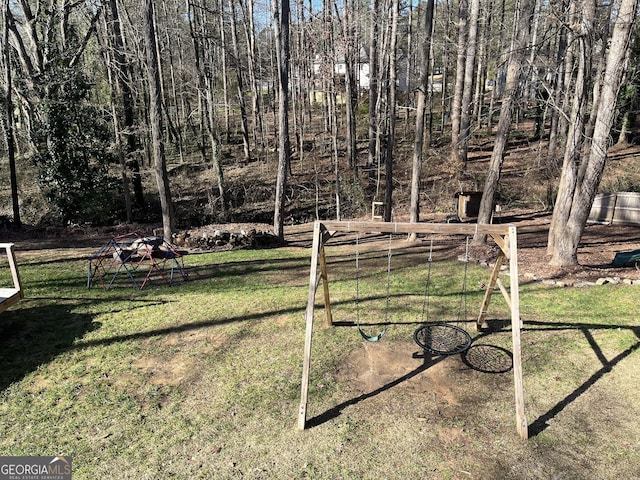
[309,47,409,104]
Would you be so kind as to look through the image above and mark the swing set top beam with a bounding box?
[319,220,514,237]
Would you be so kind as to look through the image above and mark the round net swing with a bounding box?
[413,322,472,355]
[412,235,473,356]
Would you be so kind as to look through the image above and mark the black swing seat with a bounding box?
[413,322,472,356]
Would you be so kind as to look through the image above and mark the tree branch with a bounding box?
[69,5,103,67]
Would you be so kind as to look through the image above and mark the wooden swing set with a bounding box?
[0,243,23,315]
[298,221,528,440]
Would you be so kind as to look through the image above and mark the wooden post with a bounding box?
[5,244,22,293]
[477,250,505,329]
[0,243,24,314]
[508,225,528,439]
[298,221,322,429]
[319,244,333,327]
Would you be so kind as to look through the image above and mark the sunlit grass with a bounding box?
[0,240,639,478]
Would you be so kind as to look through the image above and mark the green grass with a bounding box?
[1,240,639,479]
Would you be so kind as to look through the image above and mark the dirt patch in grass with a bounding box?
[338,341,464,406]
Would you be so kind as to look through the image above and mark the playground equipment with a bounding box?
[298,221,528,439]
[87,233,186,290]
[0,243,23,314]
[353,232,391,342]
[413,235,473,356]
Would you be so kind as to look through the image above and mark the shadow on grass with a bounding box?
[306,354,447,428]
[307,317,640,436]
[306,320,513,429]
[0,303,101,392]
[473,318,640,437]
[523,319,640,437]
[0,296,175,393]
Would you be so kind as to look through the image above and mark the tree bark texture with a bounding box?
[409,0,435,226]
[547,0,594,254]
[474,0,535,244]
[549,0,639,266]
[3,0,20,227]
[143,0,174,241]
[273,0,291,240]
[450,0,468,166]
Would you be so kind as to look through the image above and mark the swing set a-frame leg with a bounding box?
[299,222,332,429]
[477,250,506,330]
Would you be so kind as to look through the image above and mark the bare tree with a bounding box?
[546,0,572,176]
[239,0,264,149]
[409,0,435,229]
[549,0,639,266]
[143,0,175,241]
[229,0,251,161]
[273,0,291,240]
[187,0,226,211]
[383,0,399,222]
[457,0,480,166]
[101,11,132,223]
[474,0,535,244]
[547,0,594,254]
[338,0,357,171]
[2,0,20,227]
[473,0,491,129]
[366,0,380,179]
[450,0,468,165]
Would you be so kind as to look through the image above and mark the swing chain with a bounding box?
[421,236,434,324]
[355,232,389,342]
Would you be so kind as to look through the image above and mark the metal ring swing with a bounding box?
[355,232,390,342]
[413,235,472,355]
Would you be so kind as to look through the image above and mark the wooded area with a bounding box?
[1,0,639,267]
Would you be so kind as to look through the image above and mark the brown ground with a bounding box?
[506,211,640,283]
[284,210,640,284]
[5,207,640,282]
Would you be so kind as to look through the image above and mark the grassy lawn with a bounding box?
[0,235,639,479]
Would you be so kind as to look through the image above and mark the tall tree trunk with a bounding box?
[457,0,479,166]
[341,0,357,171]
[474,0,534,244]
[547,0,594,253]
[229,0,251,161]
[160,0,184,163]
[273,0,291,240]
[108,0,144,207]
[473,0,490,129]
[240,0,264,148]
[102,12,132,223]
[188,0,226,209]
[409,0,435,228]
[383,0,398,222]
[143,0,174,241]
[374,3,391,199]
[3,0,20,228]
[324,0,341,219]
[486,0,508,135]
[450,0,468,166]
[219,0,231,142]
[549,0,638,266]
[366,0,380,179]
[547,0,570,173]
